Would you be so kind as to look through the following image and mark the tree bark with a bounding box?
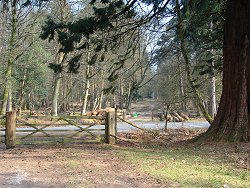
[51,52,65,116]
[202,0,250,142]
[91,72,96,110]
[18,71,27,115]
[2,64,13,114]
[7,89,12,112]
[97,70,104,110]
[178,63,186,111]
[81,64,90,116]
[125,84,134,110]
[51,74,61,116]
[119,70,124,109]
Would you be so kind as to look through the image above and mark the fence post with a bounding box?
[5,111,16,149]
[115,108,118,136]
[105,110,116,144]
[122,109,126,120]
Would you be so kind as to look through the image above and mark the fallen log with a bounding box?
[171,112,184,122]
[171,114,181,122]
[178,112,189,120]
[110,134,139,146]
[165,114,173,122]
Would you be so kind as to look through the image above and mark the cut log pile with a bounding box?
[85,108,189,123]
[164,112,189,122]
[85,107,115,117]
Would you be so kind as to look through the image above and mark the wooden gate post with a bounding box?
[105,110,116,144]
[5,111,16,149]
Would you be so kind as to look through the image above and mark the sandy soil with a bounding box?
[0,143,169,188]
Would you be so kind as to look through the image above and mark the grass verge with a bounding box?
[116,129,249,188]
[118,146,249,188]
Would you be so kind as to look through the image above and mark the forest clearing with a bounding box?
[0,0,250,188]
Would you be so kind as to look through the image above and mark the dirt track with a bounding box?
[0,143,168,188]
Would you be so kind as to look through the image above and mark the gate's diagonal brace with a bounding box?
[68,125,95,138]
[17,118,60,139]
[60,118,95,137]
[17,119,51,139]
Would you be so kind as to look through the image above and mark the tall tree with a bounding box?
[201,0,250,141]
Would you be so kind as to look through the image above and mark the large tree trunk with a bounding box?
[202,0,250,142]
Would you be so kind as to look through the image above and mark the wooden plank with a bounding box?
[16,121,105,127]
[20,115,106,120]
[64,115,106,120]
[6,111,16,149]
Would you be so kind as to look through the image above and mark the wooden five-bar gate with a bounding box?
[1,110,117,149]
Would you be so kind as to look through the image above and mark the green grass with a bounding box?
[118,147,250,188]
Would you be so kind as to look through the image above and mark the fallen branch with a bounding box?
[110,134,139,146]
[118,117,146,131]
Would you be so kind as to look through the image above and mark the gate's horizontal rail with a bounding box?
[16,122,105,126]
[20,115,106,120]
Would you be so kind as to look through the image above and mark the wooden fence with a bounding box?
[1,110,117,149]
